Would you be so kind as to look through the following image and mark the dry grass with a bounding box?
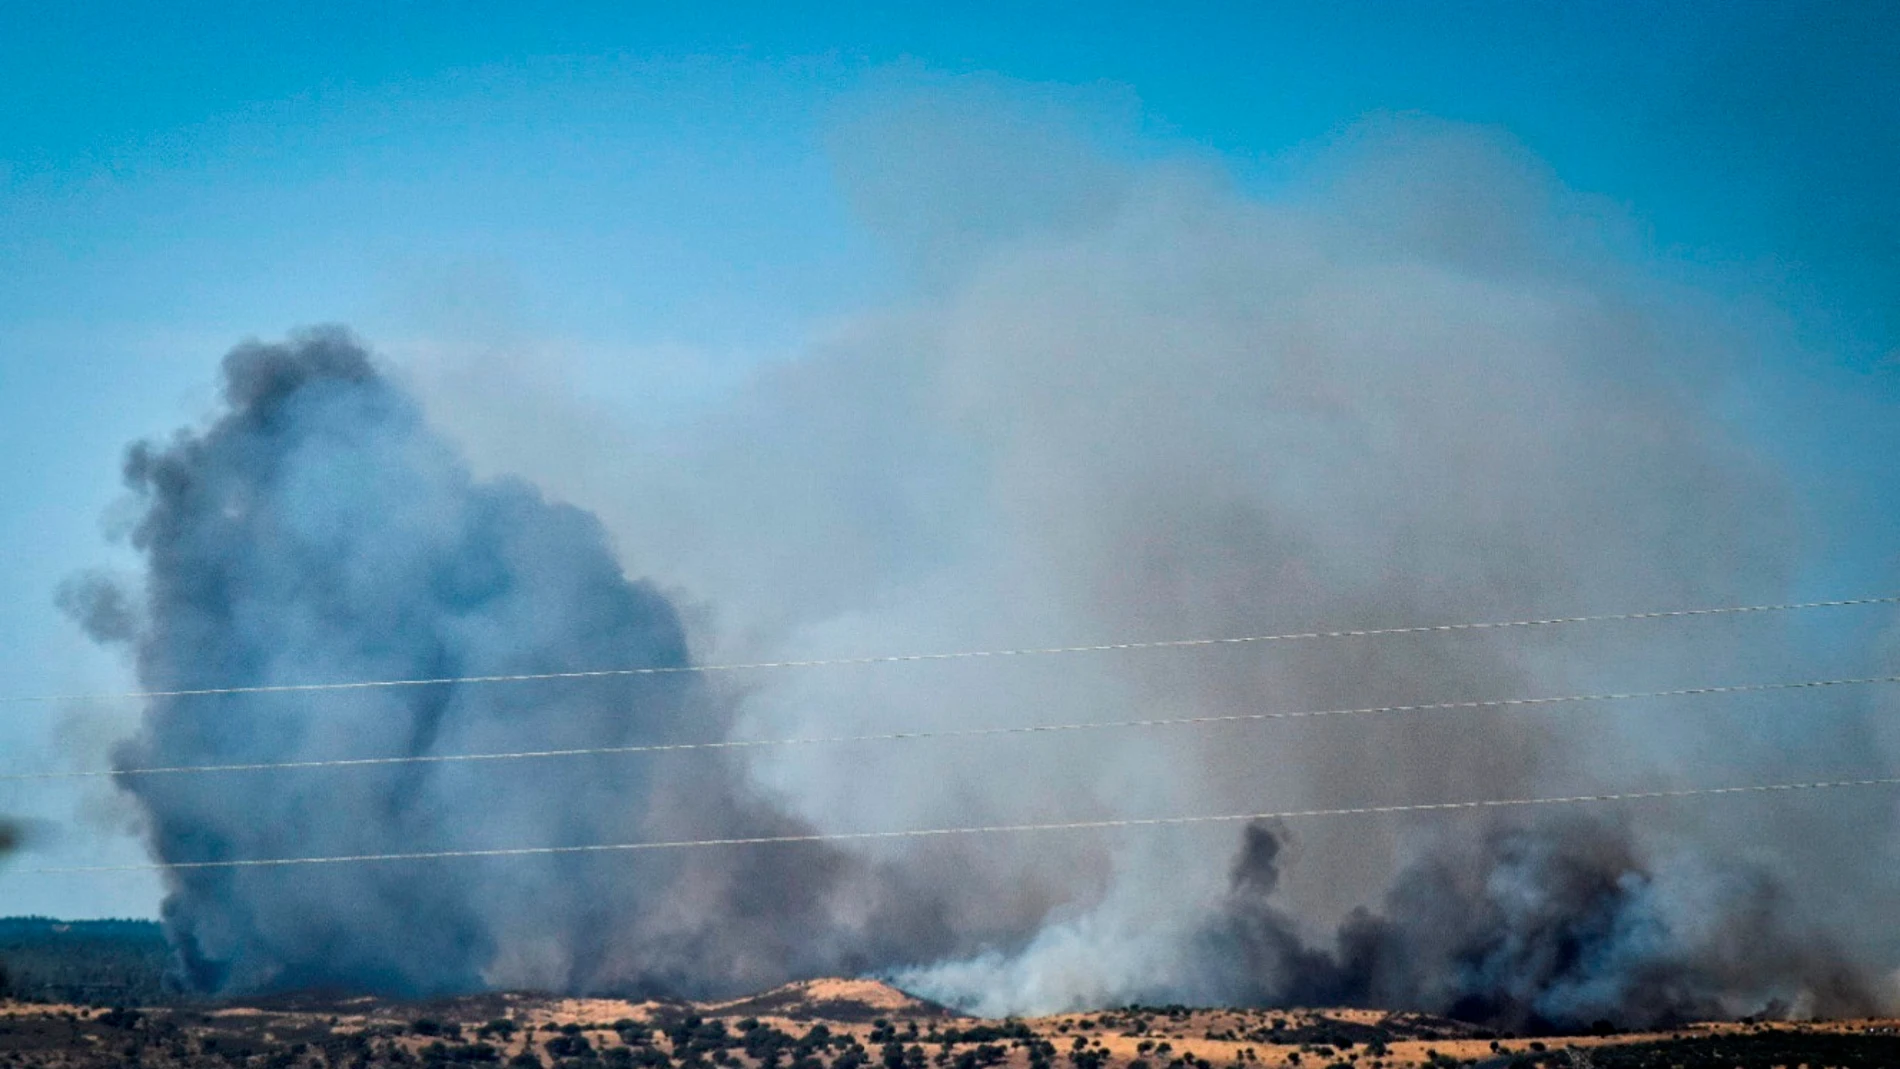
[7,986,1900,1069]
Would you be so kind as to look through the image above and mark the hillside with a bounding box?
[4,979,1900,1069]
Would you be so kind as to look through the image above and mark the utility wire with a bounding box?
[32,773,1900,874]
[6,594,1896,707]
[7,673,1897,783]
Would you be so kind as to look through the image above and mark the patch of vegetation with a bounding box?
[1489,1030,1900,1068]
[933,1024,1035,1046]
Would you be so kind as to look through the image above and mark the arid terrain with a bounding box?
[5,979,1900,1069]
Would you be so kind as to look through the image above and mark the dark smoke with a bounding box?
[69,107,1900,1022]
[1211,820,1877,1030]
[78,328,941,997]
[0,819,22,857]
[56,572,142,645]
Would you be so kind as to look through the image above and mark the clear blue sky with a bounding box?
[2,1,1896,916]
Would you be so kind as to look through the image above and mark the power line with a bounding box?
[7,594,1897,707]
[31,773,1900,874]
[7,672,1897,783]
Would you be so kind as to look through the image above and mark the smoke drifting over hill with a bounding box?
[72,102,1900,1025]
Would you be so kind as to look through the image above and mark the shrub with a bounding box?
[544,1035,592,1059]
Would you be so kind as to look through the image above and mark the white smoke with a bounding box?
[413,96,1900,1016]
[87,86,1900,1021]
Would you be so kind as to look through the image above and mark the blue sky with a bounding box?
[2,2,1896,918]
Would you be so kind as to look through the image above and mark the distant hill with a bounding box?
[707,978,958,1022]
[0,916,173,1005]
[4,974,1897,1069]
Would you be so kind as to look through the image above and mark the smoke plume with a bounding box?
[76,96,1900,1023]
[75,329,946,996]
[415,102,1900,1019]
[1208,819,1876,1030]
